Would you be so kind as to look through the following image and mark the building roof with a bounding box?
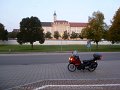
[54,20,68,24]
[41,22,52,27]
[41,21,87,27]
[70,22,87,27]
[53,11,57,16]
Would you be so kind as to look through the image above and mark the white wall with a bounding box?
[0,40,119,45]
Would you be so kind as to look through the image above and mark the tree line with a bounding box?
[0,8,120,48]
[81,8,120,47]
[45,30,82,40]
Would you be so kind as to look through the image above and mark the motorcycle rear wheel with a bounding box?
[68,63,76,72]
[88,67,96,72]
[88,63,97,72]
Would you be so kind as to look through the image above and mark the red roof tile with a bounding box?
[55,20,68,22]
[70,22,87,27]
[54,20,68,23]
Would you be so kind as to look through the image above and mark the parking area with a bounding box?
[0,60,120,90]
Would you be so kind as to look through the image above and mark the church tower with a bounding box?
[53,11,57,21]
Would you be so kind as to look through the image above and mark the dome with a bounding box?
[54,11,56,16]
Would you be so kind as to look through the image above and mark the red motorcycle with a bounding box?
[68,52,102,72]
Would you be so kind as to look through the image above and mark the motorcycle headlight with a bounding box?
[69,57,70,60]
[69,57,73,61]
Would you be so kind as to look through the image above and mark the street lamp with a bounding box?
[60,33,63,52]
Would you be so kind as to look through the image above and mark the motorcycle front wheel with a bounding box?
[68,63,76,72]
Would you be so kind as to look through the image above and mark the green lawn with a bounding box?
[0,44,120,53]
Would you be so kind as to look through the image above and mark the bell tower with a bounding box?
[53,11,57,21]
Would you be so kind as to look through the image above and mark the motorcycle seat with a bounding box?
[83,60,89,63]
[83,59,92,63]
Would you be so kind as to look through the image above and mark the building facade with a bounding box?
[42,12,87,37]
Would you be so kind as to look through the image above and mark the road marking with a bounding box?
[34,84,120,90]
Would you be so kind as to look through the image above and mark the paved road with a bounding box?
[13,79,120,90]
[0,61,120,90]
[0,52,120,90]
[0,52,120,65]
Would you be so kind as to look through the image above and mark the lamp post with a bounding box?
[60,33,63,52]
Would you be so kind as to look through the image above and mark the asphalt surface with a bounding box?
[0,52,120,90]
[0,52,120,65]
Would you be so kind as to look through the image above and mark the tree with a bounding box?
[45,31,52,39]
[54,31,60,39]
[62,30,69,40]
[8,31,18,39]
[70,31,78,39]
[78,33,83,39]
[81,11,105,47]
[102,24,109,40]
[81,28,88,39]
[108,8,120,44]
[17,16,45,49]
[0,23,8,41]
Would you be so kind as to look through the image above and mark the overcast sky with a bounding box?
[0,0,120,32]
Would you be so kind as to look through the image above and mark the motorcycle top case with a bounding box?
[93,53,102,60]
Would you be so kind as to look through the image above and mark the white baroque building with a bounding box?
[42,12,87,37]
